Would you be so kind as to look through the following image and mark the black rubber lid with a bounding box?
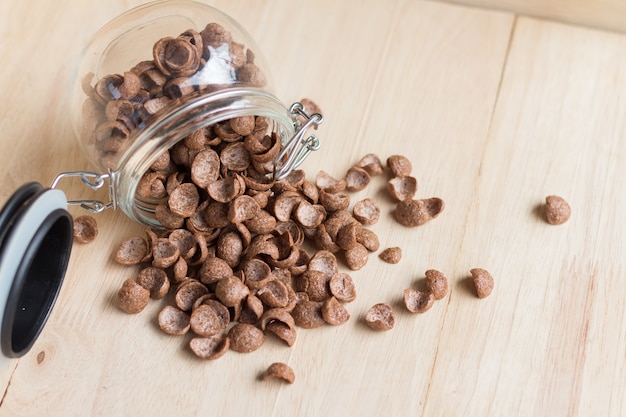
[0,183,72,358]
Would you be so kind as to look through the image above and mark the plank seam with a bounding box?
[419,14,519,417]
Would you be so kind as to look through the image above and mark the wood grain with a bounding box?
[1,1,625,416]
[422,16,626,416]
[438,0,626,33]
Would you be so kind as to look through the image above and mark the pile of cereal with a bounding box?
[75,20,509,384]
[113,150,431,354]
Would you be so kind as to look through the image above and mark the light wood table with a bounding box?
[1,1,625,416]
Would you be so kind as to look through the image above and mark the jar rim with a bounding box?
[111,87,294,228]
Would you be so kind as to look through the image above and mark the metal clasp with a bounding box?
[274,102,323,180]
[50,171,116,213]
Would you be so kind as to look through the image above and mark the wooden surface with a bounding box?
[445,0,626,33]
[1,0,626,416]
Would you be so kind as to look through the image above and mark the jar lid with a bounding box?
[0,183,72,358]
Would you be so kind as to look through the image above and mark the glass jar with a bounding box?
[70,0,322,228]
[0,0,322,363]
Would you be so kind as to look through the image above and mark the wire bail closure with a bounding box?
[274,102,323,181]
[50,171,116,213]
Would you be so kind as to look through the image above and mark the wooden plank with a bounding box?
[436,0,626,33]
[276,2,512,415]
[0,0,513,415]
[423,16,626,416]
[272,1,515,415]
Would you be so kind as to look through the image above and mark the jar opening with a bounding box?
[113,88,294,228]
